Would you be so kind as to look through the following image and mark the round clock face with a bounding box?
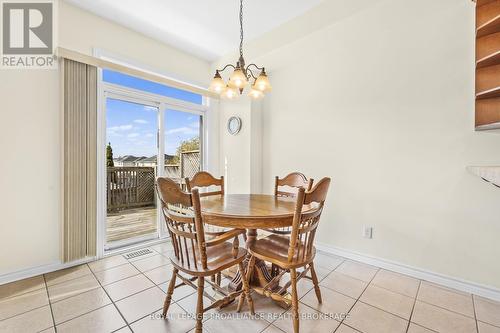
[227,116,242,135]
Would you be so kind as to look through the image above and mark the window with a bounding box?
[103,69,203,104]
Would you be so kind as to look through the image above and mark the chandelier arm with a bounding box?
[246,63,264,72]
[246,68,258,80]
[217,64,237,73]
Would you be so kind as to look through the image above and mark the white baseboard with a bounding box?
[0,257,96,286]
[316,242,500,302]
[0,238,169,286]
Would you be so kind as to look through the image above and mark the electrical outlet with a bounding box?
[363,226,373,239]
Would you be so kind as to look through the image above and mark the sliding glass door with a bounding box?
[99,69,206,254]
[105,97,160,250]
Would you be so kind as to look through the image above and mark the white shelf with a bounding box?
[467,166,500,187]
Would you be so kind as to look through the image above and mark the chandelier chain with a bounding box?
[239,0,244,58]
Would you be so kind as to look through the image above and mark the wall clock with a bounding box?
[227,116,242,135]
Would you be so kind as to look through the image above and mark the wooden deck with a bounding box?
[106,207,157,243]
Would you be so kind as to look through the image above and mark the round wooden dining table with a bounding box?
[199,194,317,296]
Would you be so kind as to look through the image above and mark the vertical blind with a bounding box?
[63,58,97,262]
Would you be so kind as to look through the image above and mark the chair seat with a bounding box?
[248,234,316,269]
[170,241,247,276]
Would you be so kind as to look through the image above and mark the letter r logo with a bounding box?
[2,2,53,54]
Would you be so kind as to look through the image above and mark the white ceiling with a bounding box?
[64,0,325,62]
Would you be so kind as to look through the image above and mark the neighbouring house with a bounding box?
[113,155,146,167]
[134,154,175,167]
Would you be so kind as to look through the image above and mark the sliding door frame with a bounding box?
[96,76,208,258]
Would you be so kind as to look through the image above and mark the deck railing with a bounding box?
[107,167,156,212]
[107,150,201,212]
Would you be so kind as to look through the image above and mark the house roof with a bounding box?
[139,154,175,163]
[114,155,146,162]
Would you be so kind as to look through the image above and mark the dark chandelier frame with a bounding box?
[212,0,268,93]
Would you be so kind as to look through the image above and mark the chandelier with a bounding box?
[209,0,271,99]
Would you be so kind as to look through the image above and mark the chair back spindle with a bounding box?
[287,177,331,263]
[270,172,314,235]
[156,177,208,270]
[186,171,227,235]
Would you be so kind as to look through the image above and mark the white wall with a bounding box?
[219,98,252,193]
[0,71,60,276]
[0,1,211,277]
[217,0,500,289]
[217,97,263,194]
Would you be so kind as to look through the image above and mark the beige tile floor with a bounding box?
[1,241,499,333]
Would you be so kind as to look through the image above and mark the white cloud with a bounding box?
[127,133,140,138]
[133,119,148,124]
[145,133,154,138]
[166,127,198,136]
[108,124,133,132]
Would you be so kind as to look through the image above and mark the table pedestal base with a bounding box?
[227,229,291,309]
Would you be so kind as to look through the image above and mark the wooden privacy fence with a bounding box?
[107,167,155,212]
[180,150,201,179]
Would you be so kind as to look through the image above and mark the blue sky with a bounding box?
[104,70,201,158]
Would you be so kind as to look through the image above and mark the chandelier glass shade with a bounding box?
[209,0,271,99]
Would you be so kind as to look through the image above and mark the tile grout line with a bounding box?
[321,276,416,302]
[323,267,479,323]
[121,255,198,330]
[265,259,370,332]
[42,274,57,332]
[94,272,143,289]
[263,263,341,327]
[126,257,174,293]
[6,248,497,333]
[49,267,142,306]
[0,285,47,303]
[420,280,473,298]
[410,322,440,333]
[45,268,132,328]
[477,320,500,330]
[364,280,417,298]
[50,301,112,327]
[353,299,413,322]
[471,294,480,333]
[89,261,131,274]
[87,263,133,332]
[45,285,168,330]
[405,280,421,333]
[0,304,52,323]
[333,267,381,333]
[413,298,478,320]
[322,259,423,300]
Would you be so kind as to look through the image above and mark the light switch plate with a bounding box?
[363,226,373,239]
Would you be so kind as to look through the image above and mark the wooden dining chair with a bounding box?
[185,171,232,285]
[240,177,331,333]
[156,177,254,333]
[268,173,314,277]
[269,172,314,236]
[275,172,313,198]
[185,171,224,197]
